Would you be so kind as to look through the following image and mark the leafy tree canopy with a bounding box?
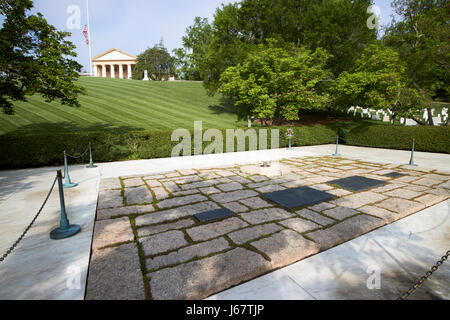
[197,0,377,94]
[0,0,85,114]
[383,0,449,124]
[172,17,213,80]
[333,43,427,124]
[133,39,176,81]
[218,39,331,125]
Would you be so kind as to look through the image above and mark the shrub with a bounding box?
[2,124,447,169]
[0,126,336,169]
[345,125,450,153]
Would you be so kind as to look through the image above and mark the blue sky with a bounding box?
[30,0,396,72]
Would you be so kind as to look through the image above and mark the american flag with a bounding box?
[82,25,89,45]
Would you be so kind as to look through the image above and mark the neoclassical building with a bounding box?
[92,48,137,79]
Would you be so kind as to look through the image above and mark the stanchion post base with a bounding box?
[63,182,78,189]
[86,164,98,168]
[50,224,81,240]
[332,153,341,157]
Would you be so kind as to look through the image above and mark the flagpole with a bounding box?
[86,0,93,76]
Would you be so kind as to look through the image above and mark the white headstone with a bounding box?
[143,70,149,81]
[433,116,442,125]
[405,119,417,126]
[382,115,390,122]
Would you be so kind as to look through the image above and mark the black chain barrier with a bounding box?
[0,175,58,263]
[66,144,90,159]
[398,249,450,300]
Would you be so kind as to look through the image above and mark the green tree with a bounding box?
[200,0,377,95]
[0,0,85,115]
[333,44,423,123]
[133,39,175,81]
[218,39,331,125]
[174,17,213,80]
[383,0,449,125]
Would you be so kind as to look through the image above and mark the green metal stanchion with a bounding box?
[408,139,418,166]
[50,170,81,240]
[286,129,293,150]
[63,151,78,188]
[86,143,98,168]
[332,136,341,156]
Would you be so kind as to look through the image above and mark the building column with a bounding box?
[119,64,124,79]
[102,64,106,78]
[93,64,98,77]
[127,64,132,79]
[110,64,115,78]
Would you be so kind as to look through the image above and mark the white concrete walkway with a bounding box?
[0,145,448,299]
[0,165,100,299]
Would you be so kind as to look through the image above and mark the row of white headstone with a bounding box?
[347,106,448,126]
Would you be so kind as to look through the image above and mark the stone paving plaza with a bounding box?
[85,156,450,300]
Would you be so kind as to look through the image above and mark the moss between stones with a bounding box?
[128,215,153,300]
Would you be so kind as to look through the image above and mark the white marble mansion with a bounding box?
[91,48,136,79]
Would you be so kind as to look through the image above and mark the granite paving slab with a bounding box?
[322,206,360,220]
[331,191,387,209]
[123,178,145,188]
[186,217,248,242]
[92,217,134,250]
[251,230,320,269]
[239,197,273,209]
[157,194,207,209]
[376,198,426,218]
[140,230,188,256]
[278,217,320,234]
[148,248,272,300]
[86,243,145,300]
[98,177,122,191]
[97,204,155,220]
[97,189,123,209]
[296,208,336,226]
[222,201,249,213]
[135,201,220,226]
[137,218,195,238]
[210,189,258,203]
[228,223,283,245]
[125,185,153,205]
[307,214,385,250]
[240,207,295,224]
[146,237,230,271]
[383,172,406,178]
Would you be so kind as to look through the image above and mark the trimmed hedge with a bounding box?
[345,124,450,154]
[1,124,448,169]
[0,126,336,169]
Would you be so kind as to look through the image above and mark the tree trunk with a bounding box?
[426,108,434,126]
[277,114,283,126]
[410,115,426,126]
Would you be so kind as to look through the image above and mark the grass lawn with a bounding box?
[0,77,247,135]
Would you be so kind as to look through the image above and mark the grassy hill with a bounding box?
[0,77,247,135]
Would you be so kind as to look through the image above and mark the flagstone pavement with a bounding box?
[85,156,450,300]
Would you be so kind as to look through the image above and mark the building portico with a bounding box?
[92,48,137,79]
